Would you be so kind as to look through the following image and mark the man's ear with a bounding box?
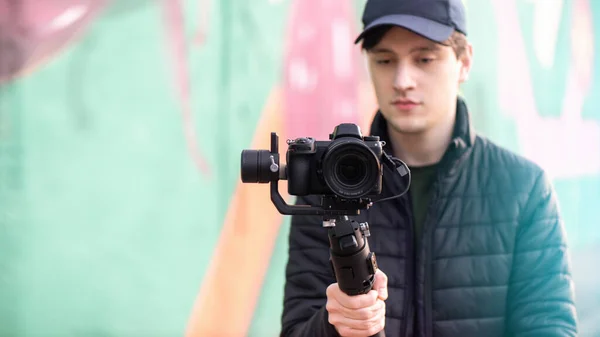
[458,43,473,83]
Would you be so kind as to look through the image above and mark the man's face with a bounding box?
[366,27,472,135]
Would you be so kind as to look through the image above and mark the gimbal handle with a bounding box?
[326,216,386,337]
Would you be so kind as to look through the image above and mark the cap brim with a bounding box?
[354,14,454,44]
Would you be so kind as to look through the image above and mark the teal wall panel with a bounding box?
[0,0,598,336]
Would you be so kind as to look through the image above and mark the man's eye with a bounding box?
[419,58,434,64]
[376,60,391,65]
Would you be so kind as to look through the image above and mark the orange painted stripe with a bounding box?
[185,86,289,337]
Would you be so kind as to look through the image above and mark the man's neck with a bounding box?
[387,114,456,168]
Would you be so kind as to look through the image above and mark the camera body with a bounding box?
[285,123,384,199]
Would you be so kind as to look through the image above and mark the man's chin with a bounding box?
[388,119,429,135]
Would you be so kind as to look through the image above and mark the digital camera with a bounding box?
[240,123,385,200]
[284,124,384,199]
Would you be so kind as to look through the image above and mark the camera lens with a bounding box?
[336,155,366,185]
[321,139,380,199]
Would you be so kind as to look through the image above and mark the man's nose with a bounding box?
[393,65,416,91]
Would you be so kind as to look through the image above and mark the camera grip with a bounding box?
[286,158,311,195]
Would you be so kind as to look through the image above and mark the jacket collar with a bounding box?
[368,96,476,167]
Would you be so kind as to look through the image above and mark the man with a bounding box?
[279,0,579,336]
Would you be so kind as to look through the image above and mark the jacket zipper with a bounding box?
[422,142,463,336]
[423,183,440,337]
[401,192,415,337]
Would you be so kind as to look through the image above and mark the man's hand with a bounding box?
[325,269,388,337]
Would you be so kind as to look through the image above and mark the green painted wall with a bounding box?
[0,0,598,336]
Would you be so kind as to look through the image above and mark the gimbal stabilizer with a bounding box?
[241,129,411,337]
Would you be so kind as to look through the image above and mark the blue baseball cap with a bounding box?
[355,0,467,44]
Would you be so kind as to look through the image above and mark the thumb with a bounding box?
[374,269,388,300]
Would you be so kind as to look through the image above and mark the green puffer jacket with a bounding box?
[280,97,578,337]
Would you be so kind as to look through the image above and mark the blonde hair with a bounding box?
[442,31,468,58]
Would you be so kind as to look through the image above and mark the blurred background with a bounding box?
[0,0,598,336]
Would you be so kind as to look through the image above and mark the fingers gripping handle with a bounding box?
[326,216,386,337]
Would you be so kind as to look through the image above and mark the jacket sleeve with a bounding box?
[506,170,578,336]
[280,195,341,337]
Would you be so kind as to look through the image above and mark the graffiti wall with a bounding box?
[0,0,598,336]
